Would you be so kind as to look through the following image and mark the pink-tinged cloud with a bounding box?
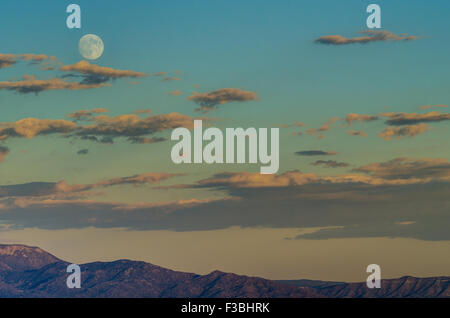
[315,30,419,45]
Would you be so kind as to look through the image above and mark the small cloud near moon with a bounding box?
[79,34,104,60]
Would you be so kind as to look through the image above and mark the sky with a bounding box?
[0,0,449,281]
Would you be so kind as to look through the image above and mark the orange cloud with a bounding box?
[60,61,148,79]
[168,90,183,96]
[378,124,429,140]
[0,75,109,94]
[0,53,54,69]
[345,113,378,126]
[0,118,77,140]
[419,104,448,110]
[353,158,450,181]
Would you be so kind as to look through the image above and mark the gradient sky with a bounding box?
[0,0,449,281]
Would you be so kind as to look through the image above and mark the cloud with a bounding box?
[306,117,339,139]
[60,61,148,85]
[0,118,77,140]
[95,173,185,188]
[190,165,442,190]
[311,160,350,168]
[315,30,419,45]
[419,104,448,110]
[153,72,167,77]
[68,108,109,121]
[0,172,185,199]
[279,122,305,128]
[0,54,17,69]
[127,136,166,144]
[77,149,89,155]
[134,109,153,115]
[352,157,450,181]
[0,112,195,145]
[347,130,367,137]
[295,150,338,156]
[162,77,181,82]
[0,53,54,69]
[0,159,449,240]
[168,90,183,96]
[381,111,450,125]
[0,75,109,94]
[345,113,378,126]
[74,112,195,143]
[378,124,429,140]
[187,88,259,113]
[0,146,10,162]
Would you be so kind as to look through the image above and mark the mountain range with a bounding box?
[0,244,448,298]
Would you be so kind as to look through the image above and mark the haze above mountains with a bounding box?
[0,244,448,298]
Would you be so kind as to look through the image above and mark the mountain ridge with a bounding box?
[0,244,448,298]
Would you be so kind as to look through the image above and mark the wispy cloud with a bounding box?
[381,111,450,125]
[0,53,55,69]
[315,30,419,45]
[311,160,350,168]
[77,149,89,155]
[68,108,109,121]
[419,104,448,110]
[0,75,109,94]
[295,150,338,156]
[345,113,378,126]
[187,88,258,113]
[347,129,367,137]
[168,90,183,96]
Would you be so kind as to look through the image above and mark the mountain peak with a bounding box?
[0,244,46,255]
[0,244,60,272]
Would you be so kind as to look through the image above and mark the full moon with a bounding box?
[78,34,104,60]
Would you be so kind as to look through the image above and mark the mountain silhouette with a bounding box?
[0,244,448,297]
